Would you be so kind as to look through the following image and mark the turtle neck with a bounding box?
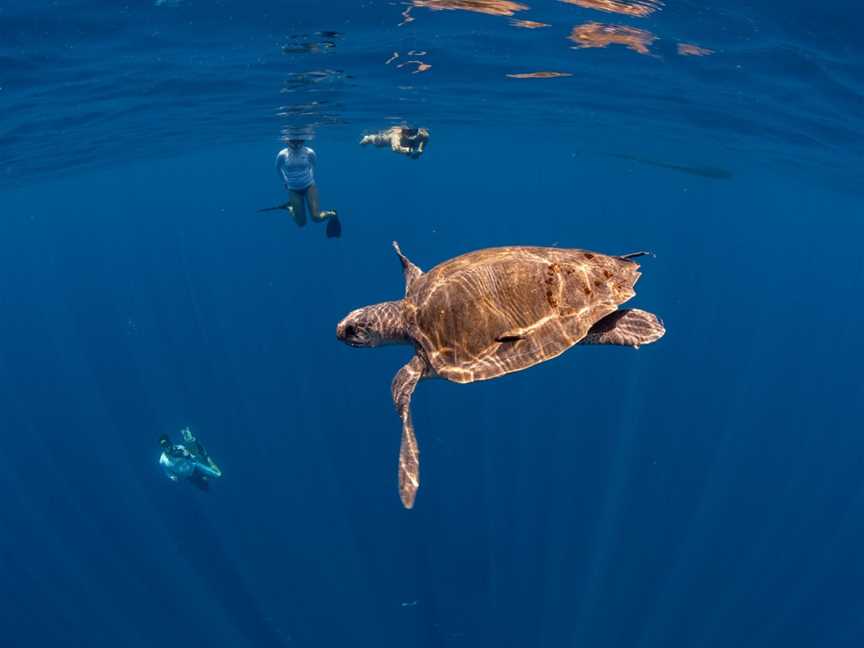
[370,300,409,344]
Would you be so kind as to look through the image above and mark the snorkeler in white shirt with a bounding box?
[265,139,341,238]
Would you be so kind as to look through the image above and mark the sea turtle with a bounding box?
[336,242,665,508]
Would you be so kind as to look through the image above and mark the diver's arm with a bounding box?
[307,148,317,168]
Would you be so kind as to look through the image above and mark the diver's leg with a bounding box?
[206,458,222,477]
[307,184,341,237]
[189,472,210,491]
[306,184,336,221]
[288,190,307,227]
[361,133,387,147]
[193,458,222,479]
[306,184,340,237]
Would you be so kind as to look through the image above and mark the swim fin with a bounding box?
[189,473,210,492]
[258,202,291,213]
[326,215,342,238]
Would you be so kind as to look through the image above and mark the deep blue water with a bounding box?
[2,1,864,647]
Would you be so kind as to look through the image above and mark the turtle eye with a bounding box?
[344,325,356,338]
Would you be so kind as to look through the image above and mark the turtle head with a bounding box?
[337,300,408,348]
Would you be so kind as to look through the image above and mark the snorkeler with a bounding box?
[159,427,222,491]
[262,139,341,238]
[360,126,429,159]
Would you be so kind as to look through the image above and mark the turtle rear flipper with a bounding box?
[579,309,665,348]
[391,355,427,508]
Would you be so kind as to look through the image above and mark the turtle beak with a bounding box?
[336,318,361,347]
[337,308,380,348]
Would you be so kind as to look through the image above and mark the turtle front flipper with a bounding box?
[579,308,665,348]
[392,241,423,294]
[391,355,427,508]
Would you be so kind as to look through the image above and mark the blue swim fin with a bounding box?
[189,472,210,492]
[326,215,342,238]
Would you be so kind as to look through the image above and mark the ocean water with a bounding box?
[1,1,863,647]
